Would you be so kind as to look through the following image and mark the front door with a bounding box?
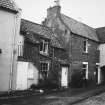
[61,66,68,87]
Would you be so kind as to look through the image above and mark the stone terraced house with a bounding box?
[0,0,21,91]
[42,4,101,87]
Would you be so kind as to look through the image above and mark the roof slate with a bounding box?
[0,0,19,12]
[20,19,63,48]
[96,27,105,43]
[61,14,99,42]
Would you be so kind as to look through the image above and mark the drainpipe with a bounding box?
[9,10,21,91]
[9,15,17,91]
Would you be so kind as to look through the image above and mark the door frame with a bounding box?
[61,65,69,88]
[96,63,101,84]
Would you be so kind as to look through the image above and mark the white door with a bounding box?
[61,67,68,87]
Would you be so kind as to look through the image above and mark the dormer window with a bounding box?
[40,40,48,54]
[83,40,88,53]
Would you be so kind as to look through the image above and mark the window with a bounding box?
[0,49,2,54]
[83,40,88,53]
[40,61,49,79]
[82,62,88,79]
[65,29,67,34]
[18,41,23,56]
[40,40,48,54]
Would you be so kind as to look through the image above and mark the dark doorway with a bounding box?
[101,66,105,84]
[95,65,98,84]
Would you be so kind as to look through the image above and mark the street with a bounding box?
[74,92,105,105]
[0,87,105,105]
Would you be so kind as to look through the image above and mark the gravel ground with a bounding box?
[74,92,105,105]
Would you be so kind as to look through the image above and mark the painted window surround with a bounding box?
[83,40,88,53]
[96,63,101,84]
[82,62,88,79]
[40,40,49,55]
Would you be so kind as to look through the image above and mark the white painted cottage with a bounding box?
[0,0,21,91]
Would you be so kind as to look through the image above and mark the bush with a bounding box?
[29,84,40,90]
[29,79,59,90]
[45,80,59,89]
[38,79,59,90]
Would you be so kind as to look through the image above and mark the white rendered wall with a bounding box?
[0,9,20,91]
[16,62,39,90]
[99,44,105,84]
[99,44,105,67]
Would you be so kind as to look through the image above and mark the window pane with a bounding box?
[83,64,86,68]
[40,62,49,79]
[83,41,86,52]
[40,42,43,51]
[40,62,48,71]
[18,45,23,56]
[43,42,48,53]
[41,71,47,79]
[82,63,88,79]
[82,69,86,77]
[40,40,48,53]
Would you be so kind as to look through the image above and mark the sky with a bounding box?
[15,0,105,28]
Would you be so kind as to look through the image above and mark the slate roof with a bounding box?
[0,0,19,13]
[61,14,99,42]
[96,27,105,43]
[20,19,63,48]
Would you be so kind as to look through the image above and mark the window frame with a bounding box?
[83,40,88,53]
[40,40,49,54]
[82,62,88,79]
[40,61,49,79]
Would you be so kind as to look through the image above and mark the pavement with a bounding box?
[0,85,105,105]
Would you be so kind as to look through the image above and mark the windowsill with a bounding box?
[40,51,49,56]
[18,56,24,61]
[28,78,34,80]
[83,51,88,54]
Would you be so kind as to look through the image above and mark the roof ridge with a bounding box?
[61,13,95,30]
[96,27,105,30]
[60,13,99,42]
[21,18,53,31]
[21,19,63,48]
